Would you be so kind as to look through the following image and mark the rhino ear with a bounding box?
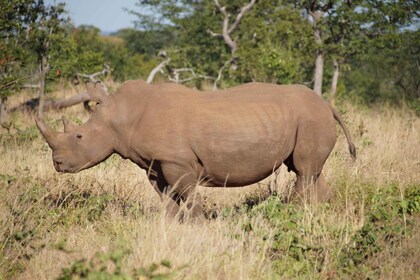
[62,116,77,133]
[86,82,108,103]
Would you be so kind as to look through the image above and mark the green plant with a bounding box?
[338,184,420,276]
[57,249,175,280]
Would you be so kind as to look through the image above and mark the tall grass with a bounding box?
[0,86,419,279]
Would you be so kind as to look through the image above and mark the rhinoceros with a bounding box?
[36,80,355,220]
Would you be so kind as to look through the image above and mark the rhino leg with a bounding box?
[180,188,205,222]
[150,177,182,219]
[285,120,335,203]
[293,173,331,203]
[161,163,206,222]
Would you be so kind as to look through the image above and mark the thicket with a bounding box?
[1,0,419,123]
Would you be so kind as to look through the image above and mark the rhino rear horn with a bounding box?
[35,118,58,149]
[86,82,108,103]
[62,116,77,133]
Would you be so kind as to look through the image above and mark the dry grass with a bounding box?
[0,86,419,279]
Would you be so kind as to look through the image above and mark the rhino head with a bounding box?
[36,83,116,173]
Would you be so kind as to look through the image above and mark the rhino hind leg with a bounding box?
[293,173,331,203]
[285,120,336,204]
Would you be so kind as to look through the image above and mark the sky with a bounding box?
[46,0,140,33]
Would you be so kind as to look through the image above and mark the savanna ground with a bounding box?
[0,85,419,280]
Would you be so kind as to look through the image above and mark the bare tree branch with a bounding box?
[0,73,39,90]
[213,59,232,91]
[213,0,256,56]
[146,58,171,84]
[22,84,40,89]
[148,50,215,85]
[207,29,223,37]
[228,0,257,34]
[168,67,215,84]
[75,64,111,87]
[210,0,256,86]
[214,0,236,54]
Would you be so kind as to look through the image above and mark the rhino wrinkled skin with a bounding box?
[36,80,356,220]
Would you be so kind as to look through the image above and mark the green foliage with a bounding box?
[247,197,325,277]
[65,26,106,76]
[3,0,419,107]
[243,183,420,278]
[338,184,420,275]
[0,121,40,145]
[117,28,175,56]
[0,0,34,97]
[339,29,420,108]
[134,260,174,280]
[259,48,303,84]
[57,249,175,280]
[57,249,132,280]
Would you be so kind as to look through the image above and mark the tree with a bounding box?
[327,0,419,102]
[0,0,33,123]
[25,1,68,119]
[340,29,420,107]
[291,0,341,96]
[232,1,313,85]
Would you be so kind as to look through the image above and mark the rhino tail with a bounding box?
[327,103,356,160]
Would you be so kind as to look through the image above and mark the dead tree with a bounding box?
[74,64,111,88]
[146,51,215,85]
[146,58,171,84]
[208,0,256,89]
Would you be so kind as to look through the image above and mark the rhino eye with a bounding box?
[76,134,83,139]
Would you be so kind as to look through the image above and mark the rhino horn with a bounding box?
[62,116,77,133]
[35,118,58,149]
[86,81,108,103]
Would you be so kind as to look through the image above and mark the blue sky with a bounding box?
[46,0,140,32]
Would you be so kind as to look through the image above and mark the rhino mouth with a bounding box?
[53,156,73,173]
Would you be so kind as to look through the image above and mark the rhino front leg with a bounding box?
[149,177,182,219]
[180,187,205,222]
[161,163,205,222]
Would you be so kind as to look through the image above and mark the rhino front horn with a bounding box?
[35,118,57,149]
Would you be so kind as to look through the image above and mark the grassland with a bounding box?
[0,86,419,279]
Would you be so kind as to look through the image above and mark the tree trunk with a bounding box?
[329,59,340,105]
[313,51,324,96]
[37,55,47,119]
[0,96,7,124]
[310,10,324,96]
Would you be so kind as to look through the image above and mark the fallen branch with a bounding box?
[10,92,92,113]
